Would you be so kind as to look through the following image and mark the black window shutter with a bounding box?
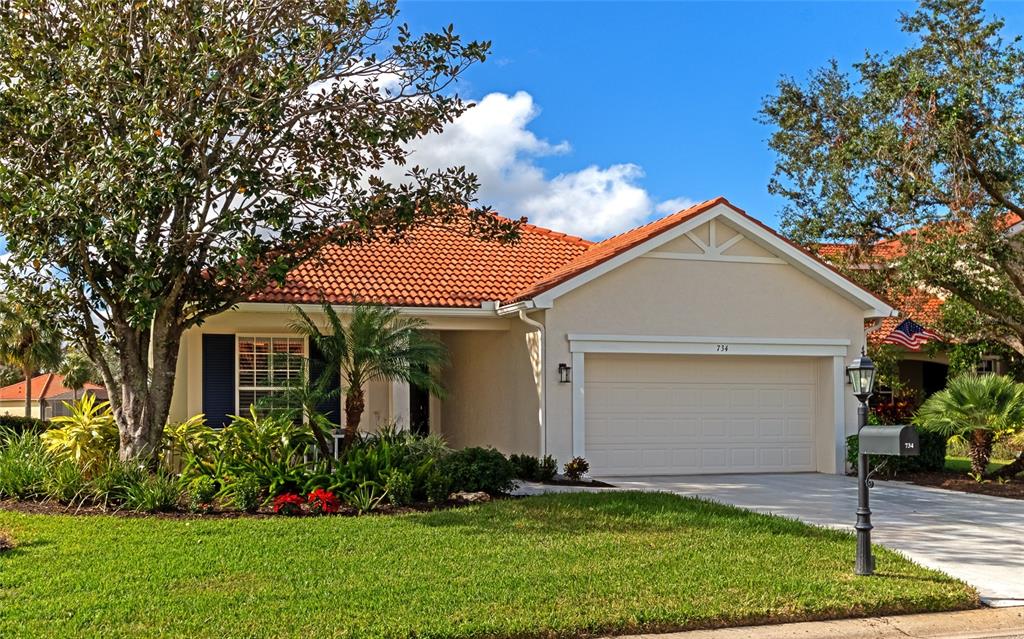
[202,334,236,428]
[308,339,341,425]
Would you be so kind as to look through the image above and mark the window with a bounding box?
[977,357,1001,376]
[237,336,305,413]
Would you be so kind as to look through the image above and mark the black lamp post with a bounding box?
[847,351,876,576]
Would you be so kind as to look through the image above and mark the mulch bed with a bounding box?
[899,472,1024,500]
[0,497,476,519]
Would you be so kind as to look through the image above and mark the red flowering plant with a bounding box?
[272,493,305,516]
[307,488,340,515]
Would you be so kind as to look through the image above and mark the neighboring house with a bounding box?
[167,198,893,476]
[0,373,107,420]
[816,235,1012,403]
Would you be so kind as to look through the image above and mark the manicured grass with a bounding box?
[0,492,976,638]
[945,456,1009,474]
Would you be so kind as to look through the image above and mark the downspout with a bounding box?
[864,317,884,347]
[518,310,547,457]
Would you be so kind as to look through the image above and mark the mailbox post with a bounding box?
[846,353,877,576]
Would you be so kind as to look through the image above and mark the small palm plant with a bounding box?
[914,373,1024,477]
[291,303,447,447]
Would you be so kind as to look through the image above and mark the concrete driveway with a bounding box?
[599,473,1024,606]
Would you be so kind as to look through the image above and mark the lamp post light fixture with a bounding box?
[847,351,877,576]
[557,363,572,384]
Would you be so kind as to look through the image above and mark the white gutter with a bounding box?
[517,309,547,457]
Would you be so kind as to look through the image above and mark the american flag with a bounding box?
[883,318,942,350]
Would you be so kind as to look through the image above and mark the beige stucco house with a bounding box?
[167,198,894,476]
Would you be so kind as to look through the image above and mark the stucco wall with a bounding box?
[439,321,541,455]
[541,253,867,473]
[0,401,41,419]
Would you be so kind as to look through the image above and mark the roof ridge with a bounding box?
[586,197,726,250]
[488,212,594,247]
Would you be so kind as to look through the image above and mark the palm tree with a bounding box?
[291,303,447,446]
[914,373,1024,476]
[59,348,96,401]
[0,295,62,417]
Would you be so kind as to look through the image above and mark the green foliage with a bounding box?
[914,374,1024,438]
[86,457,148,509]
[846,430,948,477]
[0,281,63,416]
[222,475,263,514]
[383,470,413,507]
[424,469,451,504]
[762,0,1024,353]
[58,348,97,393]
[291,304,449,437]
[439,447,515,495]
[563,457,590,481]
[0,0,510,461]
[187,476,218,513]
[868,345,909,397]
[42,459,88,504]
[0,428,48,498]
[0,415,48,436]
[40,395,118,475]
[341,481,388,515]
[122,471,183,513]
[509,453,541,482]
[538,455,558,482]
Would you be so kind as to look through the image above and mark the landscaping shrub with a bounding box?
[846,430,947,477]
[538,455,557,482]
[122,471,182,513]
[87,457,148,508]
[563,456,590,481]
[509,453,541,481]
[0,428,49,499]
[424,468,450,503]
[40,395,118,476]
[222,474,263,513]
[439,447,515,495]
[341,481,387,514]
[306,488,340,514]
[383,469,413,506]
[186,476,218,513]
[272,493,305,516]
[42,459,87,504]
[0,415,48,436]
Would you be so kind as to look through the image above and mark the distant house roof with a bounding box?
[0,373,104,402]
[867,289,945,346]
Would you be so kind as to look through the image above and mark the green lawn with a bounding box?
[0,492,976,639]
[944,456,1010,474]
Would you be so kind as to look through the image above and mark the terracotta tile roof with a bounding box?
[868,289,945,346]
[0,373,104,402]
[252,217,593,308]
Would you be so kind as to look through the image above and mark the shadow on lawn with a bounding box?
[411,490,850,543]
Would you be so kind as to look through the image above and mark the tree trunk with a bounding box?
[112,318,184,465]
[986,451,1024,480]
[969,428,994,476]
[22,366,31,418]
[343,388,365,447]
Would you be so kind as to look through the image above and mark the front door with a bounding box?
[409,382,430,436]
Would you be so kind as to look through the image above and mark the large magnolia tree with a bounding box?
[0,0,515,461]
[762,0,1024,354]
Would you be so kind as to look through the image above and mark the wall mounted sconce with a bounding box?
[558,363,572,384]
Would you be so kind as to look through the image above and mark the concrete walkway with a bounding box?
[519,473,1024,605]
[606,608,1024,639]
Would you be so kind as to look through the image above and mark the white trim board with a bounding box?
[568,334,850,357]
[530,202,894,318]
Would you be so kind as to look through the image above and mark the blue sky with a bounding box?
[395,1,1024,238]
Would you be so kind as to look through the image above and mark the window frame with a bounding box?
[234,334,309,416]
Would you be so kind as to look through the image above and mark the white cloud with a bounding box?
[655,196,699,216]
[385,91,694,239]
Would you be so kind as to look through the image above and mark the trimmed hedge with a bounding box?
[0,415,48,436]
[846,429,946,477]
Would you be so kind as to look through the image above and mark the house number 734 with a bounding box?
[716,344,729,352]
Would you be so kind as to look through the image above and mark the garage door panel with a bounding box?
[585,354,819,475]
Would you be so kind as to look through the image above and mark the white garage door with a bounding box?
[585,354,818,476]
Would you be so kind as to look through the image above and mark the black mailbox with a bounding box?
[858,425,920,457]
